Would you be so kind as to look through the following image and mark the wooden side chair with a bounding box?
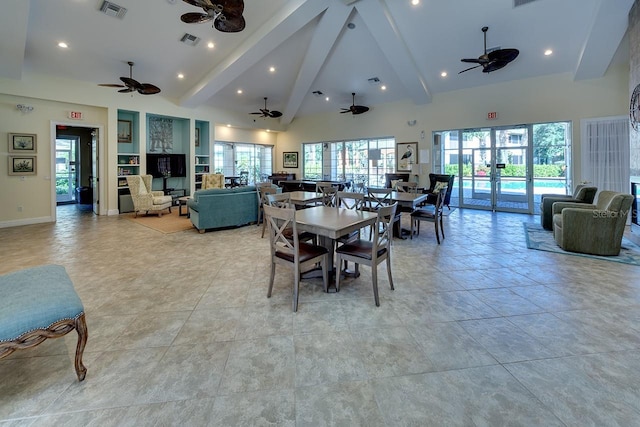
[410,187,446,244]
[263,205,329,312]
[258,186,279,238]
[335,203,397,306]
[366,188,401,239]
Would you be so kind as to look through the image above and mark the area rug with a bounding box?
[125,209,194,234]
[523,222,640,266]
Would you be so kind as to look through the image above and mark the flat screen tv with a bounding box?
[146,153,186,178]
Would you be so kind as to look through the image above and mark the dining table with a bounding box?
[366,190,428,238]
[295,206,378,288]
[287,190,323,207]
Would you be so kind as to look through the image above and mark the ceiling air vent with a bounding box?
[99,1,127,19]
[180,33,200,46]
[513,0,538,7]
[368,77,381,85]
[312,90,324,97]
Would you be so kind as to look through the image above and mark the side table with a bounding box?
[178,196,192,217]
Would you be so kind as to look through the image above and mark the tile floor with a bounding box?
[1,205,640,426]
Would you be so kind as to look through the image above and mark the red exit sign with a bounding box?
[68,111,83,120]
[487,111,498,120]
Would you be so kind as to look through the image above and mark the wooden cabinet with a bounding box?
[269,173,295,186]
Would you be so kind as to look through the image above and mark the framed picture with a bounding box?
[396,142,418,172]
[283,151,298,168]
[118,119,132,143]
[195,128,200,147]
[8,133,37,153]
[8,156,37,176]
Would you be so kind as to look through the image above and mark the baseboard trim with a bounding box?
[0,216,53,229]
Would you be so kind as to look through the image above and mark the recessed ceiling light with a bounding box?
[177,73,184,79]
[237,89,243,94]
[544,49,553,56]
[269,66,276,73]
[207,42,214,49]
[411,0,420,5]
[441,71,448,77]
[226,124,231,127]
[381,85,387,91]
[58,42,68,48]
[325,97,330,102]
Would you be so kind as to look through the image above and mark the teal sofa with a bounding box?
[187,186,258,233]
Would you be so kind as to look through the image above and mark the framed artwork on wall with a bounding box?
[8,133,37,153]
[283,152,298,168]
[8,156,37,176]
[195,128,200,147]
[396,142,418,172]
[118,120,132,143]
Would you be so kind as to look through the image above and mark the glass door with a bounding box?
[459,127,532,212]
[494,126,531,212]
[55,137,78,204]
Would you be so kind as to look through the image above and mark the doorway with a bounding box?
[458,126,531,213]
[54,124,100,216]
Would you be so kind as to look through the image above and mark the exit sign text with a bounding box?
[487,112,498,120]
[68,111,83,120]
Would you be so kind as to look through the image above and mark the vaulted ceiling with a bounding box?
[0,0,634,126]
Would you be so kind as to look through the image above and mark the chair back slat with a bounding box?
[266,193,292,208]
[375,203,397,250]
[263,204,297,259]
[367,188,393,210]
[336,191,365,210]
[320,186,338,207]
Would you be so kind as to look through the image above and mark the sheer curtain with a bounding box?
[580,116,630,193]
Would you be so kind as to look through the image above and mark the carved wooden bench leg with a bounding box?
[74,313,88,381]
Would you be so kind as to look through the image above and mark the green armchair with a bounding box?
[552,190,634,256]
[540,184,597,230]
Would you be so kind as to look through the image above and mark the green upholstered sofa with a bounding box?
[187,186,258,233]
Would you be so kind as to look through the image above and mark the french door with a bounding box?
[459,126,532,213]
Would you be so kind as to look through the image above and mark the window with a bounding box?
[302,137,395,187]
[213,142,273,184]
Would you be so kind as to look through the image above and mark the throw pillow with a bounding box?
[391,179,401,190]
[433,181,448,193]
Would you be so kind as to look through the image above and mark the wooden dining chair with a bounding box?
[263,205,329,312]
[258,186,279,238]
[320,186,338,207]
[410,187,446,244]
[335,203,397,306]
[265,193,316,244]
[365,188,401,239]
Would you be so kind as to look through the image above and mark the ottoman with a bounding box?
[0,265,88,381]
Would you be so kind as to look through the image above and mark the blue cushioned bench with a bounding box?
[0,265,88,381]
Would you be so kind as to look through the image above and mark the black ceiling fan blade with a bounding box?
[120,77,144,91]
[138,84,161,95]
[215,16,245,32]
[352,106,369,114]
[249,112,263,115]
[488,48,519,63]
[118,87,135,93]
[458,64,482,74]
[482,61,510,73]
[98,83,126,88]
[181,12,213,24]
[461,58,487,64]
[268,110,282,118]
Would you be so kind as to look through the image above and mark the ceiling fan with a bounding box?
[250,97,282,118]
[98,61,161,95]
[180,0,246,33]
[459,26,519,74]
[340,93,369,115]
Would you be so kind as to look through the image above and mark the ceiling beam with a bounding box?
[280,4,353,124]
[0,0,29,80]
[574,0,634,80]
[180,0,330,108]
[355,0,431,105]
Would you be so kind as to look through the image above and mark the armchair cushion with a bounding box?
[201,173,225,189]
[540,185,597,230]
[552,191,634,256]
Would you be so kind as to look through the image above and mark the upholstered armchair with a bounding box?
[424,174,455,209]
[552,190,634,256]
[125,175,172,217]
[540,184,597,230]
[201,173,225,189]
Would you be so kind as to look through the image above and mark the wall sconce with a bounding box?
[17,104,34,113]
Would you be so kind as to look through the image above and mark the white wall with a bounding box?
[0,63,629,225]
[278,64,629,187]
